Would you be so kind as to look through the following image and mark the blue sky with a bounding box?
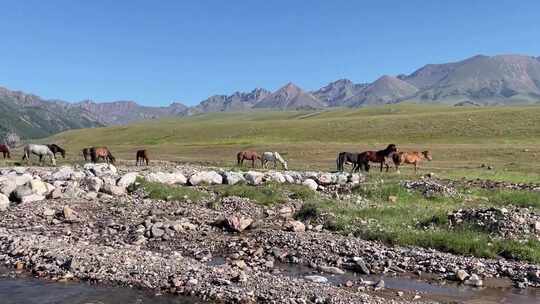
[1,0,539,106]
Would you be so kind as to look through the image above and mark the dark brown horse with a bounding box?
[336,152,369,172]
[46,144,66,158]
[358,144,398,172]
[91,147,116,164]
[136,150,149,166]
[82,147,92,161]
[0,144,10,159]
[237,151,262,168]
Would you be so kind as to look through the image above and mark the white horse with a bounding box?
[22,144,56,166]
[262,152,288,170]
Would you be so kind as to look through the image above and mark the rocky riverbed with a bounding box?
[0,163,539,303]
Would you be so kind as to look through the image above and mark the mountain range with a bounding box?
[2,54,540,139]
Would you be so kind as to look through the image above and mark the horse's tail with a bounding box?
[391,152,402,165]
[107,151,116,164]
[337,153,344,171]
[22,146,28,160]
[237,152,242,165]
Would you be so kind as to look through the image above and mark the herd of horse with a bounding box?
[236,144,431,174]
[1,142,431,174]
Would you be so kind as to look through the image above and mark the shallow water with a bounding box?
[0,271,206,304]
[271,261,540,304]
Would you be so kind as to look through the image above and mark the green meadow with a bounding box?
[36,104,540,182]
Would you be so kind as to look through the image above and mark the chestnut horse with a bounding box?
[237,151,262,168]
[0,144,10,159]
[358,144,398,172]
[136,150,149,166]
[392,150,432,174]
[91,147,116,164]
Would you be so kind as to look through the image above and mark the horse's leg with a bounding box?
[251,158,255,168]
[414,162,418,174]
[380,161,383,172]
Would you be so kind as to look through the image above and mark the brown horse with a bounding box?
[392,150,432,174]
[82,147,92,161]
[136,150,149,166]
[237,151,262,168]
[91,147,116,164]
[358,144,398,172]
[0,144,10,159]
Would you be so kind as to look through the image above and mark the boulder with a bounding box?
[335,173,349,185]
[28,180,49,196]
[11,185,33,202]
[63,181,86,199]
[145,172,187,185]
[318,173,335,185]
[349,173,363,184]
[304,275,328,283]
[225,215,253,232]
[0,178,17,196]
[283,174,295,184]
[20,194,45,203]
[83,163,117,177]
[189,171,222,186]
[265,172,286,183]
[286,220,306,232]
[464,274,483,287]
[51,166,75,181]
[245,171,264,185]
[0,193,9,211]
[222,171,245,185]
[101,184,127,196]
[318,265,345,275]
[117,172,138,188]
[70,171,86,180]
[63,205,78,221]
[302,179,318,191]
[456,269,469,282]
[82,177,103,192]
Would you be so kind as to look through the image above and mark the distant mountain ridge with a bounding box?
[2,53,540,139]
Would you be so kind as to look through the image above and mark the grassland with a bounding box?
[33,104,538,264]
[34,104,540,182]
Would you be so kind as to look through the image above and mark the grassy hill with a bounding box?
[40,104,540,182]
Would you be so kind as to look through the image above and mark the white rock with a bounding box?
[265,171,286,183]
[283,174,295,184]
[318,173,335,185]
[349,173,363,184]
[83,163,117,177]
[145,172,187,185]
[51,166,75,180]
[286,220,306,232]
[318,265,345,275]
[222,171,245,185]
[0,193,9,211]
[70,171,86,180]
[245,171,264,185]
[304,275,328,283]
[189,171,222,186]
[82,177,103,192]
[101,184,126,196]
[0,178,17,196]
[117,172,138,188]
[28,180,48,196]
[20,194,45,203]
[302,179,318,191]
